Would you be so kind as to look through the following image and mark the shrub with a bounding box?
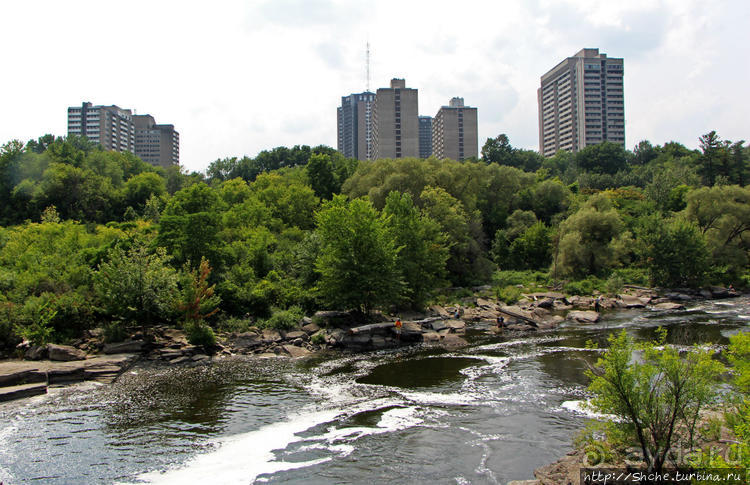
[496,285,522,305]
[184,321,216,347]
[262,306,304,331]
[604,273,624,296]
[103,321,128,343]
[564,277,603,296]
[310,332,326,345]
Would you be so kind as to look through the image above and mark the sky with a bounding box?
[1,0,748,172]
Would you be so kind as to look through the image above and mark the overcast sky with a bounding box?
[1,0,748,172]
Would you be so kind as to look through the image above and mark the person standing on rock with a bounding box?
[395,318,402,341]
[496,316,505,329]
[594,296,601,313]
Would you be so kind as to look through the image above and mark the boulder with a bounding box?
[429,305,451,318]
[169,356,191,365]
[476,298,497,309]
[103,340,143,354]
[444,319,466,333]
[699,289,713,299]
[422,331,441,344]
[282,345,311,358]
[25,345,47,360]
[430,320,448,332]
[711,286,730,298]
[261,329,283,344]
[233,332,263,349]
[301,322,321,334]
[619,294,646,308]
[666,292,693,301]
[654,302,685,311]
[441,334,468,349]
[567,310,600,323]
[284,331,307,341]
[536,297,555,309]
[46,344,87,361]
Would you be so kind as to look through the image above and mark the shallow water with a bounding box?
[1,297,748,484]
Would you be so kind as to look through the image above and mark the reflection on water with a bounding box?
[0,296,747,484]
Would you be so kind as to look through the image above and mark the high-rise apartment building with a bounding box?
[337,92,375,160]
[538,48,625,157]
[67,102,135,153]
[432,97,478,161]
[133,115,180,167]
[67,102,179,166]
[371,78,419,159]
[418,116,433,158]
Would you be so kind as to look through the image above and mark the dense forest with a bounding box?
[0,131,748,350]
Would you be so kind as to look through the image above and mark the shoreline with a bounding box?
[1,286,742,406]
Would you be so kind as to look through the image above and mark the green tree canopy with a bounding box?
[314,195,403,315]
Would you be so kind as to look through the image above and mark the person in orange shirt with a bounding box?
[395,318,402,341]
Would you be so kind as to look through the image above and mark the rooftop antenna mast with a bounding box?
[366,40,371,92]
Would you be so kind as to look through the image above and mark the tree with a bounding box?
[699,131,722,186]
[306,153,337,199]
[575,141,629,174]
[382,191,449,308]
[314,195,403,315]
[481,134,514,165]
[95,240,178,328]
[506,221,552,270]
[586,329,723,474]
[557,194,626,277]
[158,182,224,268]
[177,257,220,347]
[639,217,708,288]
[420,186,493,286]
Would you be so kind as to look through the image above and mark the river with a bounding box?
[1,297,748,484]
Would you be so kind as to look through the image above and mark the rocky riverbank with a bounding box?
[0,285,741,404]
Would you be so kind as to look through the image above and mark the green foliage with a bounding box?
[95,240,178,326]
[158,182,224,268]
[557,194,627,277]
[15,299,56,346]
[492,270,551,289]
[184,320,216,347]
[495,285,522,304]
[261,306,304,331]
[315,195,403,315]
[563,277,604,296]
[575,142,630,175]
[639,216,709,288]
[604,273,624,296]
[177,257,220,324]
[586,329,723,473]
[382,191,449,308]
[505,221,551,270]
[728,331,750,395]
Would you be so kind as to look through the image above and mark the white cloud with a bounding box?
[0,0,747,172]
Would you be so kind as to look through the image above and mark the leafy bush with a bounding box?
[496,285,522,305]
[563,277,604,296]
[15,298,56,346]
[310,331,326,345]
[492,270,551,289]
[217,317,252,333]
[604,273,624,296]
[184,321,216,347]
[103,321,128,343]
[262,306,304,331]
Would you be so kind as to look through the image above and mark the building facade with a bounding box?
[336,92,375,160]
[67,102,135,153]
[538,48,625,157]
[133,115,180,167]
[418,116,433,158]
[371,78,419,159]
[67,102,179,166]
[432,97,478,161]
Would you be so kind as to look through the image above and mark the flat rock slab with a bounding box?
[103,340,143,354]
[0,368,46,387]
[567,310,600,323]
[282,345,312,358]
[47,344,87,361]
[653,302,686,310]
[0,382,48,402]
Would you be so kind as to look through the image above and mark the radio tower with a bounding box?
[366,41,371,92]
